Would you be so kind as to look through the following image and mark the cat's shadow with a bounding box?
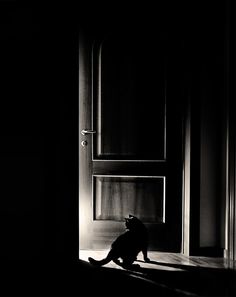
[135,258,230,274]
[121,259,232,296]
[135,259,199,272]
[136,259,160,265]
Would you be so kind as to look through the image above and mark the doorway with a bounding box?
[79,22,183,252]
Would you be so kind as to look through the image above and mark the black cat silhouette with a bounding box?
[88,215,150,269]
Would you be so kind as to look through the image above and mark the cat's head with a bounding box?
[124,214,144,231]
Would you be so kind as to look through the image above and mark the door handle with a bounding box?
[81,129,96,135]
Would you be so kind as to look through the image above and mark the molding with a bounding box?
[182,96,191,256]
[225,0,236,262]
[182,92,201,256]
[224,248,228,259]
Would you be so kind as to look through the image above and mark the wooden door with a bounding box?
[79,22,183,252]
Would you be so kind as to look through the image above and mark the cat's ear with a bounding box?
[129,214,133,218]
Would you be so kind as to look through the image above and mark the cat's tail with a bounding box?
[88,256,111,266]
[88,250,115,267]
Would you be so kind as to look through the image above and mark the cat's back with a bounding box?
[111,230,133,249]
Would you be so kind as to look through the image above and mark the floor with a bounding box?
[80,250,228,270]
[80,250,236,296]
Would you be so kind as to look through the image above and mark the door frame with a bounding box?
[79,27,188,255]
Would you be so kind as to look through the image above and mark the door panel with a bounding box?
[79,23,182,252]
[94,31,166,160]
[94,175,165,222]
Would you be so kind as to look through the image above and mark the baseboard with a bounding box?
[223,249,228,259]
[197,247,224,257]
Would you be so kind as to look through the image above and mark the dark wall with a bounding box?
[0,2,78,260]
[198,5,226,250]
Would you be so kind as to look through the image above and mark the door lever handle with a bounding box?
[81,129,96,135]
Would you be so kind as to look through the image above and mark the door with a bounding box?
[79,22,183,252]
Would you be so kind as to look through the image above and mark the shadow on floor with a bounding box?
[0,258,235,296]
[131,260,236,296]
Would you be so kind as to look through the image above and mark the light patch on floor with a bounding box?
[79,250,227,271]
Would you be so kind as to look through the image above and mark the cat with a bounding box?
[88,214,150,269]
